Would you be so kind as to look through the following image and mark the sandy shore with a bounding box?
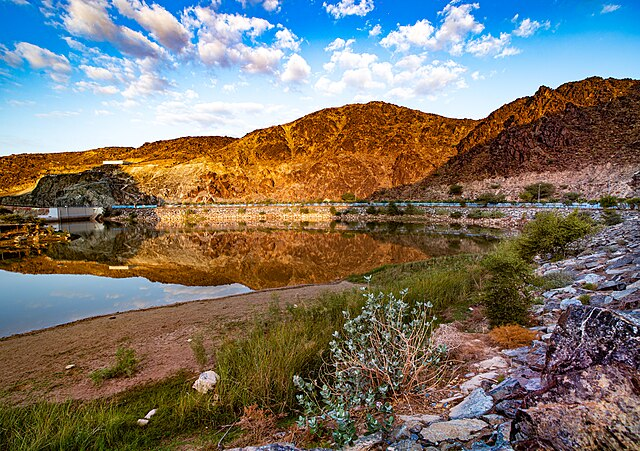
[0,281,358,405]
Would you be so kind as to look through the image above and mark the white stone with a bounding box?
[144,409,157,420]
[560,298,583,310]
[460,372,500,393]
[475,356,509,371]
[192,370,219,394]
[137,418,149,427]
[65,364,75,370]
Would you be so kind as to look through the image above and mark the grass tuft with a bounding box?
[90,346,140,385]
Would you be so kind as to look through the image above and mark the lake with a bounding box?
[0,222,499,337]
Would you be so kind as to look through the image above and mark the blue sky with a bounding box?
[0,0,639,156]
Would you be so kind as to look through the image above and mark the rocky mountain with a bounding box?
[1,76,638,205]
[377,77,640,200]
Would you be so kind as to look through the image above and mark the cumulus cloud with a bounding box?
[275,28,301,52]
[466,32,519,58]
[112,0,192,53]
[75,80,119,95]
[323,0,374,19]
[369,24,382,37]
[236,0,281,12]
[281,54,311,83]
[380,2,483,53]
[122,71,171,97]
[316,36,467,99]
[1,42,71,82]
[61,0,163,59]
[79,64,114,81]
[4,0,30,5]
[601,4,621,14]
[512,17,550,38]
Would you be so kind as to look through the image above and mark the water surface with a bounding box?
[0,222,499,337]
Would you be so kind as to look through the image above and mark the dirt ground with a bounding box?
[0,281,358,405]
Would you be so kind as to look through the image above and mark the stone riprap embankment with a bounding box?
[140,204,625,231]
[226,215,639,451]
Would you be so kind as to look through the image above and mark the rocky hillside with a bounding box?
[1,77,639,204]
[378,77,640,200]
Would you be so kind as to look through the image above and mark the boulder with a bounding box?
[511,305,640,450]
[460,372,500,393]
[449,388,494,420]
[420,419,490,444]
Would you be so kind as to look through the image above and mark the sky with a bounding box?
[0,0,639,156]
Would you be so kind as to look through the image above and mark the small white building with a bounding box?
[102,160,127,165]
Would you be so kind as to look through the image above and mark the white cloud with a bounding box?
[512,17,550,38]
[3,0,30,5]
[7,99,36,106]
[325,38,355,52]
[323,0,374,19]
[79,64,114,81]
[187,7,288,73]
[61,0,163,59]
[388,60,467,99]
[35,110,81,118]
[471,70,484,80]
[281,54,311,83]
[236,0,281,12]
[112,0,192,53]
[380,2,483,53]
[601,4,621,14]
[466,32,519,58]
[75,80,119,95]
[1,42,71,82]
[122,72,171,97]
[275,28,301,52]
[94,109,113,116]
[369,24,382,37]
[323,45,378,73]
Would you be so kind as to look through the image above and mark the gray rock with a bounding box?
[560,298,583,310]
[449,388,494,420]
[576,273,605,285]
[386,439,423,451]
[611,288,638,300]
[607,254,635,269]
[494,399,522,419]
[345,432,383,451]
[420,419,489,444]
[460,372,500,393]
[588,294,614,307]
[599,280,627,291]
[488,378,524,402]
[474,356,509,371]
[480,414,507,426]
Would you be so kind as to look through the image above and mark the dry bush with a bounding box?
[229,405,279,447]
[489,325,537,349]
[431,323,464,355]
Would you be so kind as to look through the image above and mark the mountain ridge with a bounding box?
[1,76,639,204]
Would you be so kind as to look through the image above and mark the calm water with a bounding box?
[0,222,499,337]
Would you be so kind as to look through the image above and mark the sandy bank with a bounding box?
[0,281,358,405]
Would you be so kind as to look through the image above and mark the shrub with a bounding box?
[519,183,555,202]
[475,192,506,205]
[237,208,246,214]
[300,207,310,214]
[448,184,463,196]
[534,270,574,290]
[365,205,378,215]
[489,325,537,349]
[329,206,337,215]
[384,202,403,216]
[582,282,597,291]
[294,286,447,446]
[403,204,420,215]
[466,210,483,219]
[341,192,356,202]
[90,346,139,385]
[563,192,583,203]
[480,242,533,327]
[598,194,619,208]
[601,209,623,225]
[516,211,595,261]
[578,294,591,304]
[626,197,640,209]
[449,211,463,219]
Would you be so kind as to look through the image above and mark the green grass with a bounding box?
[349,254,486,319]
[214,291,364,415]
[533,270,574,290]
[0,373,227,451]
[90,347,140,385]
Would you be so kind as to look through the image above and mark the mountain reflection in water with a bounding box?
[3,223,498,290]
